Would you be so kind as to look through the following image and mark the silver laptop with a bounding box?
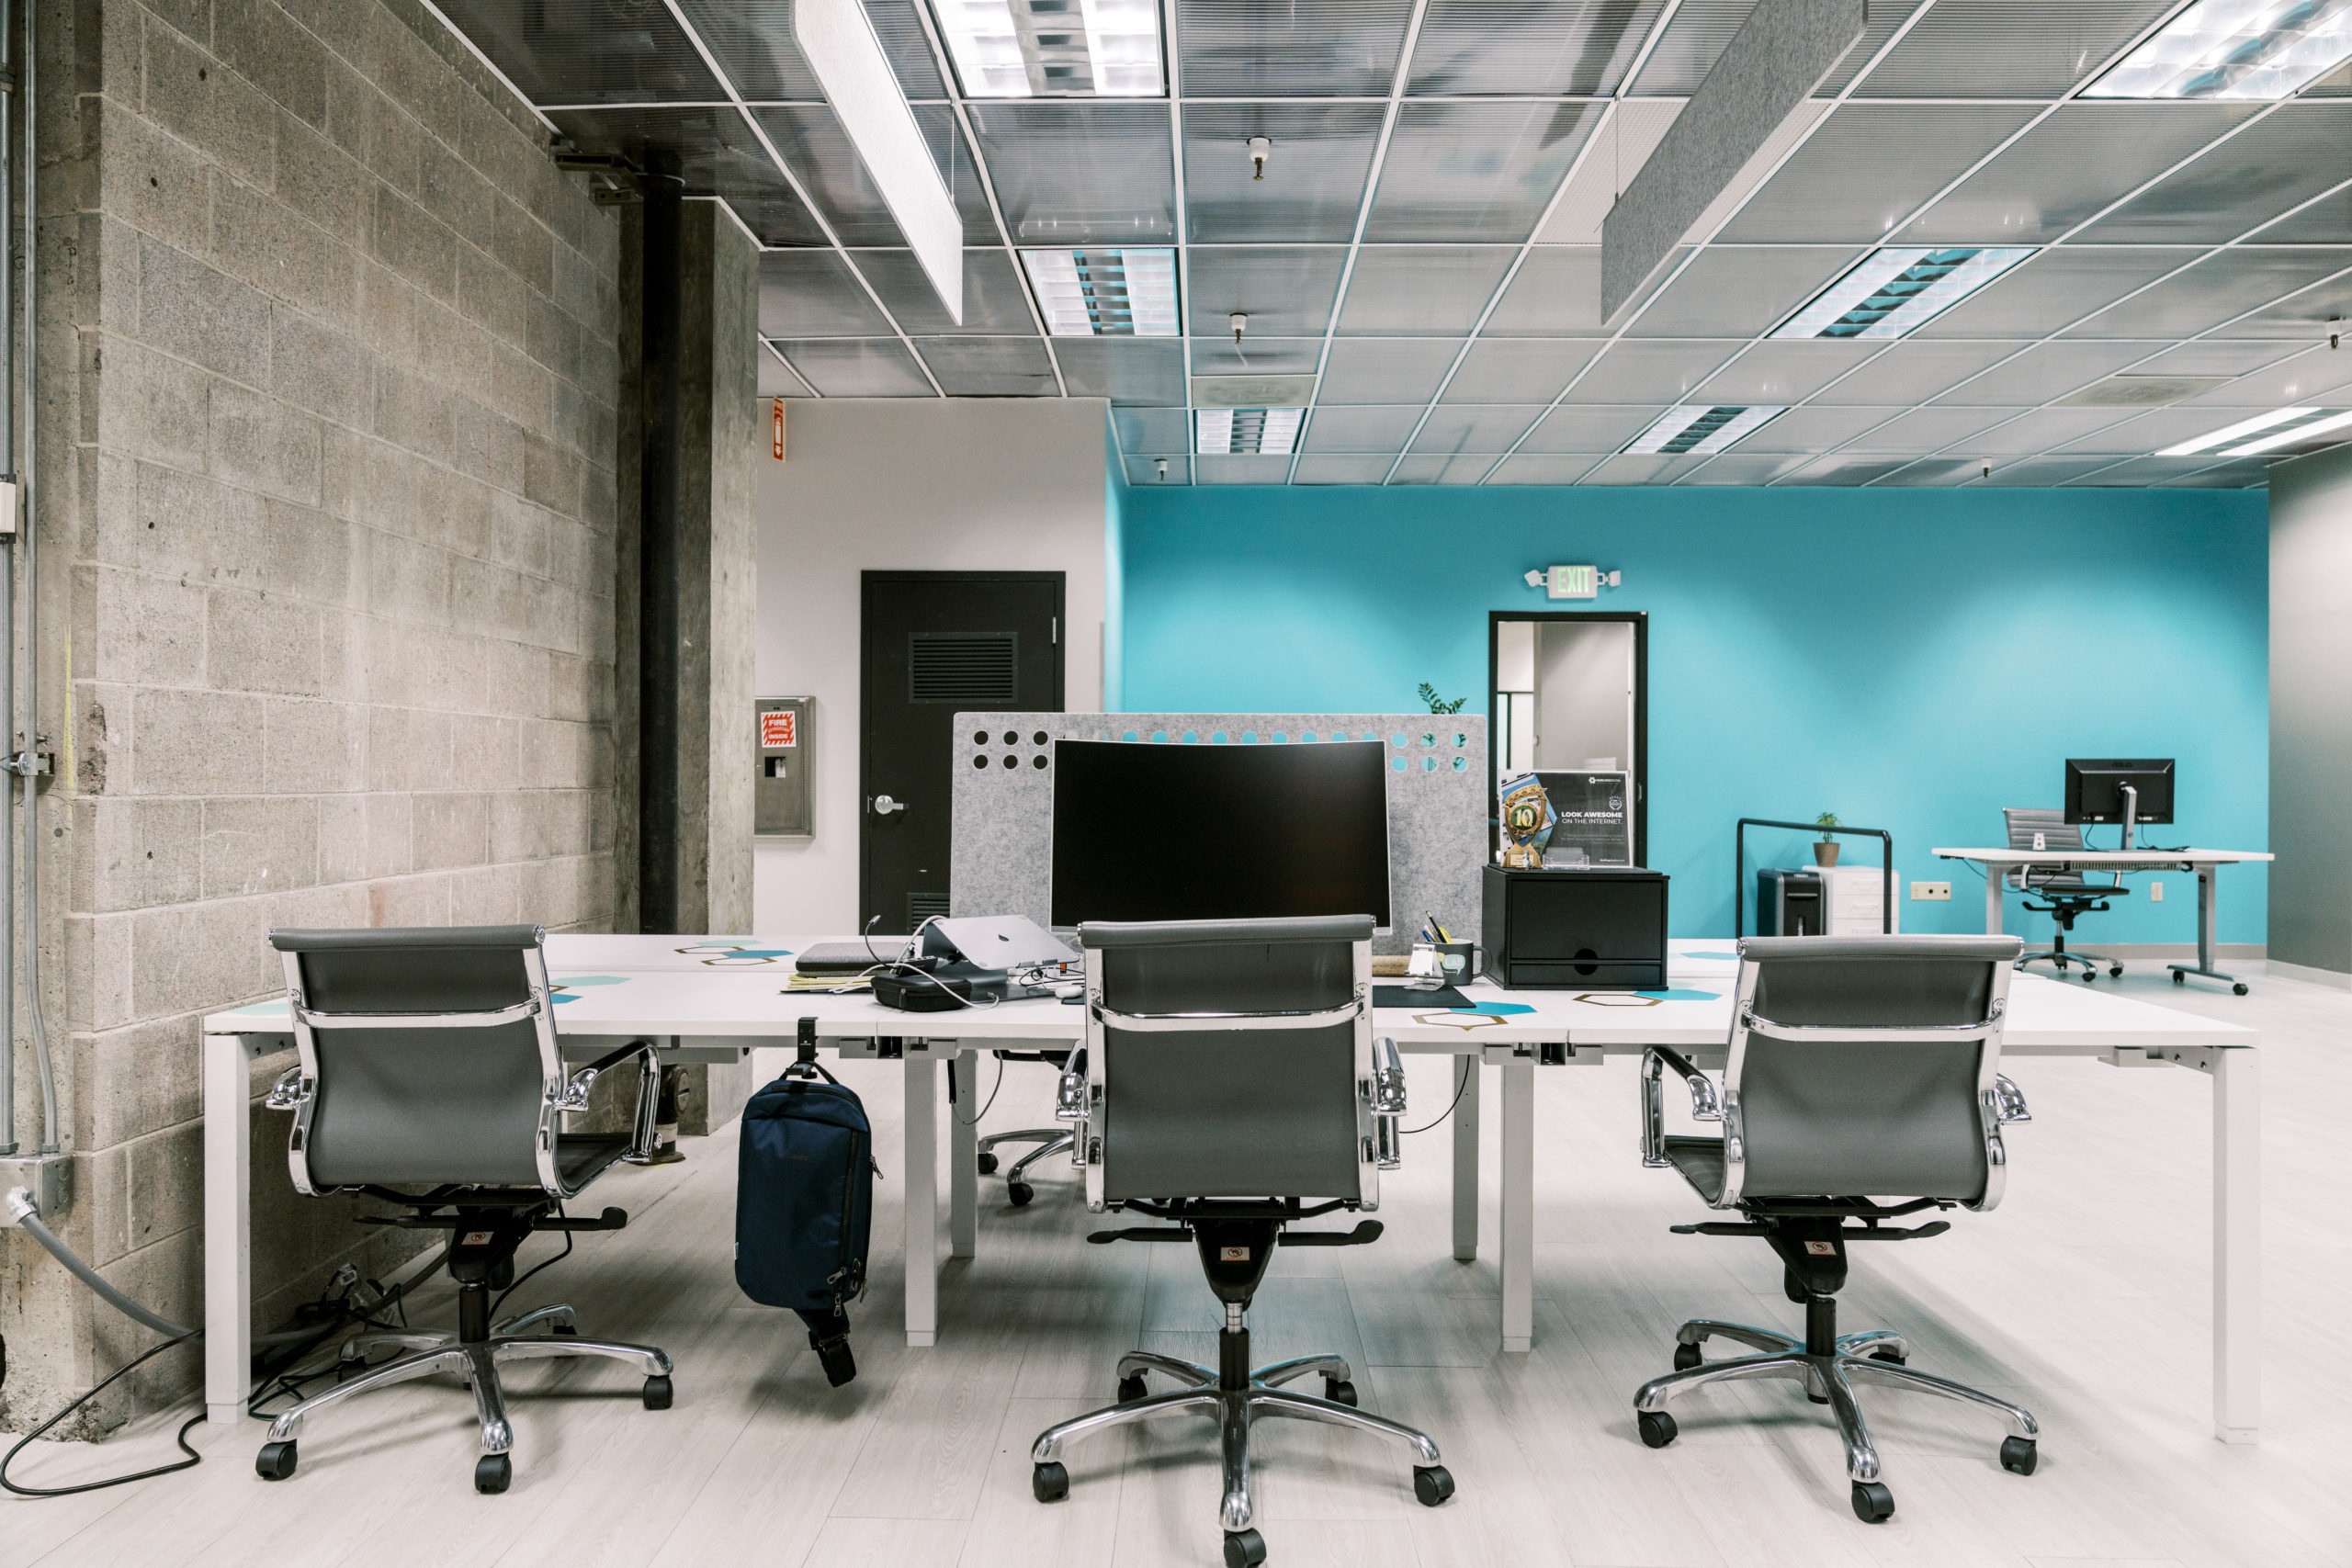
[924,915,1080,972]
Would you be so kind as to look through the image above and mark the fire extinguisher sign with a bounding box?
[761,709,796,750]
[771,398,786,460]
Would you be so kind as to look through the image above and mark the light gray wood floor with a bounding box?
[9,964,2346,1566]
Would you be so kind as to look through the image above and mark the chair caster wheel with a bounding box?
[1007,1180,1035,1207]
[643,1375,673,1410]
[1672,1341,1702,1371]
[977,1151,999,1175]
[2079,969,2095,982]
[475,1453,512,1495]
[255,1440,298,1481]
[1324,1378,1358,1407]
[1869,1348,1906,1366]
[1413,1464,1454,1506]
[2173,970,2186,984]
[335,1355,365,1382]
[1636,1410,1677,1449]
[2233,983,2249,996]
[1223,1528,1267,1567]
[1032,1461,1069,1503]
[1117,1374,1148,1403]
[2109,964,2124,977]
[2000,1436,2038,1475]
[553,1323,578,1337]
[1850,1480,1894,1522]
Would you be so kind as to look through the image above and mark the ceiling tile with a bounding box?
[1719,105,2044,244]
[1338,247,1518,334]
[1410,405,1548,454]
[1580,454,1703,484]
[1294,456,1396,484]
[2248,182,2352,244]
[760,345,809,397]
[1916,247,2197,337]
[1903,105,2263,246]
[1409,0,1669,96]
[1197,455,1295,484]
[772,338,934,396]
[1124,455,1188,483]
[1303,406,1429,452]
[1366,103,1603,244]
[760,251,895,337]
[548,108,826,246]
[1814,339,2030,403]
[1625,0,1758,95]
[1977,456,2132,486]
[1443,340,1605,402]
[2064,249,2352,339]
[2073,104,2352,245]
[2131,339,2304,377]
[1176,0,1416,96]
[850,249,1035,334]
[2156,458,2269,487]
[435,0,721,103]
[1971,407,2136,454]
[1183,105,1385,244]
[1485,247,1604,334]
[1316,339,1465,402]
[1730,405,1901,453]
[913,336,1059,395]
[1775,455,1917,485]
[1675,453,1811,484]
[1624,247,1864,338]
[2226,266,2352,340]
[966,103,1176,245]
[1842,405,2024,453]
[2176,346,2352,406]
[1934,340,2162,404]
[674,0,946,103]
[1540,101,1684,244]
[1055,338,1187,404]
[1490,455,1602,482]
[1687,340,1881,402]
[1391,455,1498,484]
[2069,455,2258,485]
[1188,248,1347,337]
[1872,457,1991,486]
[1516,405,1667,453]
[1189,336,1327,376]
[1114,408,1193,455]
[2049,405,2263,454]
[1855,1,2175,99]
[1560,339,1740,402]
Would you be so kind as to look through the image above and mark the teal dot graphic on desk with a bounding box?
[550,975,633,1002]
[1455,1001,1535,1016]
[1641,989,1719,1001]
[1680,952,1741,962]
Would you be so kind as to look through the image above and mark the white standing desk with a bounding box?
[1933,846,2273,993]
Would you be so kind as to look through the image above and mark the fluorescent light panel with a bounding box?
[2086,0,2352,100]
[933,0,1162,97]
[2224,407,2352,456]
[1624,405,1786,456]
[1773,247,2033,341]
[2156,406,2317,456]
[1196,408,1302,456]
[1021,248,1176,336]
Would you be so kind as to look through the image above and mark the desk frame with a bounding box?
[1935,847,2272,993]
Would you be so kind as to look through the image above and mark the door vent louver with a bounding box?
[909,632,1019,705]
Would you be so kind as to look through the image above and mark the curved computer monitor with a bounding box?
[2064,758,2174,825]
[1050,739,1391,929]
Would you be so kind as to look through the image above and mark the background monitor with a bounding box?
[1051,739,1391,928]
[2064,758,2175,825]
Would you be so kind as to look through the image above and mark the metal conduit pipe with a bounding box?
[0,0,15,1161]
[19,0,51,1156]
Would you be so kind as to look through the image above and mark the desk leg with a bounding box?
[949,1049,978,1259]
[1984,867,2004,935]
[2168,867,2245,991]
[1500,1058,1533,1354]
[904,1055,939,1348]
[1451,1055,1479,1263]
[2213,1045,2260,1443]
[203,1032,252,1426]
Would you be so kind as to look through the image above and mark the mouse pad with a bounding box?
[1374,985,1471,1009]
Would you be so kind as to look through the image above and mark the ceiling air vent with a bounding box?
[1191,374,1316,409]
[2053,376,2233,409]
[909,633,1019,705]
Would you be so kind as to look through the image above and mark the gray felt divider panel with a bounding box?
[952,714,1487,954]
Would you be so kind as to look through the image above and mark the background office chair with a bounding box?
[1029,916,1453,1568]
[975,1048,1075,1205]
[2002,807,2130,981]
[1634,934,2039,1524]
[254,926,675,1494]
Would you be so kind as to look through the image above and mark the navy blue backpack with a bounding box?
[735,1021,874,1386]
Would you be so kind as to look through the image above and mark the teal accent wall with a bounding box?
[1114,484,2269,942]
[1104,419,1128,710]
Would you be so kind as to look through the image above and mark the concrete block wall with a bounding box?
[0,0,622,1433]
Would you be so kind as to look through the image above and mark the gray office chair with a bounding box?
[975,1049,1076,1206]
[1633,935,2040,1524]
[253,926,674,1495]
[1029,917,1453,1568]
[2003,807,2131,981]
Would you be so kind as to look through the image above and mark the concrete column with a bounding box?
[2269,443,2352,979]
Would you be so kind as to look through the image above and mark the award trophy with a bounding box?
[1498,773,1553,870]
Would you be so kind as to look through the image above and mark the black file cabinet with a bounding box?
[1480,865,1668,990]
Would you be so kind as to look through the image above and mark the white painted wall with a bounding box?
[752,398,1111,935]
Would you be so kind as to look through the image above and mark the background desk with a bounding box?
[1933,847,2273,991]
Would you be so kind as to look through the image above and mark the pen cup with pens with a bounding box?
[1407,913,1476,991]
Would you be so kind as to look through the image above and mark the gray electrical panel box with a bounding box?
[754,696,811,837]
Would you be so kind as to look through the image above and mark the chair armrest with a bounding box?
[263,1066,312,1111]
[1370,1036,1407,1169]
[548,1041,659,1120]
[1993,1073,2030,1123]
[1642,1048,1720,1168]
[1054,1047,1089,1122]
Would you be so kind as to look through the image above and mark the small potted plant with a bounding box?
[1814,813,1841,867]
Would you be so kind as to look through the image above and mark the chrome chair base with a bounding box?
[2016,946,2120,980]
[1634,1318,2038,1521]
[976,1127,1073,1204]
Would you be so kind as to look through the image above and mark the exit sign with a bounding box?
[1546,564,1598,599]
[761,710,797,749]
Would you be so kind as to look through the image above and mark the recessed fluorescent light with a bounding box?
[2155,406,2317,456]
[933,0,1163,97]
[2086,0,2352,101]
[1196,408,1302,457]
[1021,247,1177,336]
[1772,247,2034,341]
[1624,405,1786,456]
[2223,407,2352,456]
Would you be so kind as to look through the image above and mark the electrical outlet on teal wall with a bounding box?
[1112,483,2268,943]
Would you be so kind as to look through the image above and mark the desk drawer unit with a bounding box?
[1481,864,1668,989]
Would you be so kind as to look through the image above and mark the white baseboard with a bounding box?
[2263,956,2352,990]
[2050,942,2265,962]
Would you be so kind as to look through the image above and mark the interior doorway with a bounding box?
[1489,611,1649,866]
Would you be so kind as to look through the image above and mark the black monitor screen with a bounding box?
[1051,739,1391,927]
[2064,758,2175,825]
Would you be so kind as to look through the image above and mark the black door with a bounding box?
[862,571,1065,933]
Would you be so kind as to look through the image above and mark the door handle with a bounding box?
[872,794,906,815]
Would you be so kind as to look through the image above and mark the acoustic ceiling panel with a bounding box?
[2064,248,2352,339]
[1408,0,1669,96]
[1815,338,2030,403]
[912,107,1013,244]
[1872,457,1992,485]
[1186,248,1349,337]
[1561,339,1742,402]
[1124,455,1185,483]
[548,108,829,246]
[2131,339,2304,377]
[674,0,948,103]
[1196,455,1296,484]
[1302,405,1431,452]
[2050,406,2267,453]
[760,250,898,337]
[1626,246,1866,338]
[760,345,811,396]
[1718,105,2043,244]
[1188,335,1327,376]
[1539,101,1685,245]
[1674,453,1811,483]
[1317,338,1467,402]
[965,103,1176,245]
[1935,339,2164,404]
[1840,403,2025,452]
[1053,338,1187,403]
[1182,105,1387,245]
[1625,0,1764,95]
[1853,0,2176,99]
[2071,455,2258,485]
[2250,184,2352,244]
[1517,404,1672,452]
[1114,408,1193,454]
[1490,455,1604,482]
[1391,455,1501,484]
[1580,454,1705,484]
[2173,346,2352,407]
[2073,104,2352,245]
[1485,247,1606,334]
[1293,456,1398,483]
[1969,406,2136,453]
[759,105,945,246]
[2226,268,2352,340]
[1337,247,1520,335]
[912,336,1059,395]
[1902,105,2262,246]
[1776,455,1916,484]
[435,0,723,104]
[1367,103,1605,244]
[1725,404,1899,451]
[1442,339,1607,402]
[2156,459,2270,487]
[1687,339,1881,402]
[1915,246,2196,336]
[773,337,936,395]
[1410,404,1550,453]
[852,248,1035,334]
[1976,456,2127,486]
[1175,0,1417,96]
